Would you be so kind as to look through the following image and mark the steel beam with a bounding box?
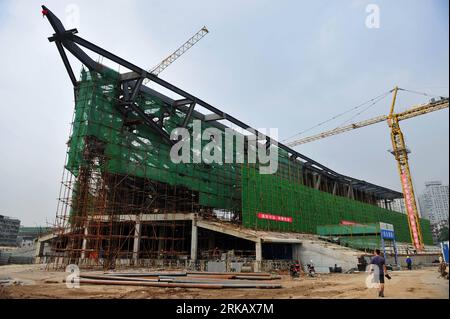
[173,98,194,107]
[182,102,196,128]
[130,77,144,102]
[204,113,225,122]
[54,41,77,86]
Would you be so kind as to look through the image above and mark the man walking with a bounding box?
[370,249,387,297]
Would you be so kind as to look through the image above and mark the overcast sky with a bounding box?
[0,0,448,226]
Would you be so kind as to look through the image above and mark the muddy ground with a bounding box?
[0,264,448,299]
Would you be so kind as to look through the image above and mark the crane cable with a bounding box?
[399,88,447,97]
[281,89,394,142]
[333,90,392,128]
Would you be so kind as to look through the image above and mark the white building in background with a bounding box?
[391,198,406,214]
[418,181,449,226]
[377,198,406,214]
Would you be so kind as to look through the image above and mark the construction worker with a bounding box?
[370,249,387,298]
[406,256,412,270]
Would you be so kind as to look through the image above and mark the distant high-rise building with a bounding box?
[0,215,21,246]
[419,181,449,227]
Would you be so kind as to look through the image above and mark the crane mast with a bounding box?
[388,87,424,250]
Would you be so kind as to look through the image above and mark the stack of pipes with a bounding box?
[69,271,282,289]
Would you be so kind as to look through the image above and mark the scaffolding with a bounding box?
[53,68,242,268]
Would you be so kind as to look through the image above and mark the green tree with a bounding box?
[438,226,449,243]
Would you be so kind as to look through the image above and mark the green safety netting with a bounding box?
[241,165,433,245]
[67,69,241,212]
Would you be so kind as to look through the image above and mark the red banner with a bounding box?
[401,172,420,248]
[257,213,293,223]
[340,220,358,226]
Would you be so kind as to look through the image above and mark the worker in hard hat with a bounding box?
[406,256,412,270]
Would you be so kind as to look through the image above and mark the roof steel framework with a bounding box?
[42,5,402,200]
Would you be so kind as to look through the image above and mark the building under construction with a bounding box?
[40,7,434,271]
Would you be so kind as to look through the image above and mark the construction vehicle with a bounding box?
[286,88,449,251]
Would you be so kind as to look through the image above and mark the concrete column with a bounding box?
[292,243,301,261]
[190,220,198,261]
[314,174,321,190]
[80,226,89,259]
[347,184,354,199]
[254,240,262,272]
[34,240,45,262]
[133,220,141,262]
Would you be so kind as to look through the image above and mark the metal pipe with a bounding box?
[76,278,224,289]
[76,278,282,289]
[80,274,160,282]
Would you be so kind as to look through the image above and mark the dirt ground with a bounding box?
[0,264,448,299]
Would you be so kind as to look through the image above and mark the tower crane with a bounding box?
[143,26,209,82]
[286,88,449,250]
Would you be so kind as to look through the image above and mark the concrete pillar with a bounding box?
[34,240,45,262]
[347,184,354,199]
[292,243,301,262]
[190,220,198,261]
[133,220,141,262]
[314,174,321,190]
[254,240,262,272]
[80,226,89,259]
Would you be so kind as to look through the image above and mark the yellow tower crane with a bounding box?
[143,26,209,83]
[286,88,449,250]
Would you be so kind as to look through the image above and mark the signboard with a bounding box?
[441,241,449,264]
[257,213,293,223]
[381,229,395,239]
[401,172,421,248]
[380,222,395,240]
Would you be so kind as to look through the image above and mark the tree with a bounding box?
[438,225,449,243]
